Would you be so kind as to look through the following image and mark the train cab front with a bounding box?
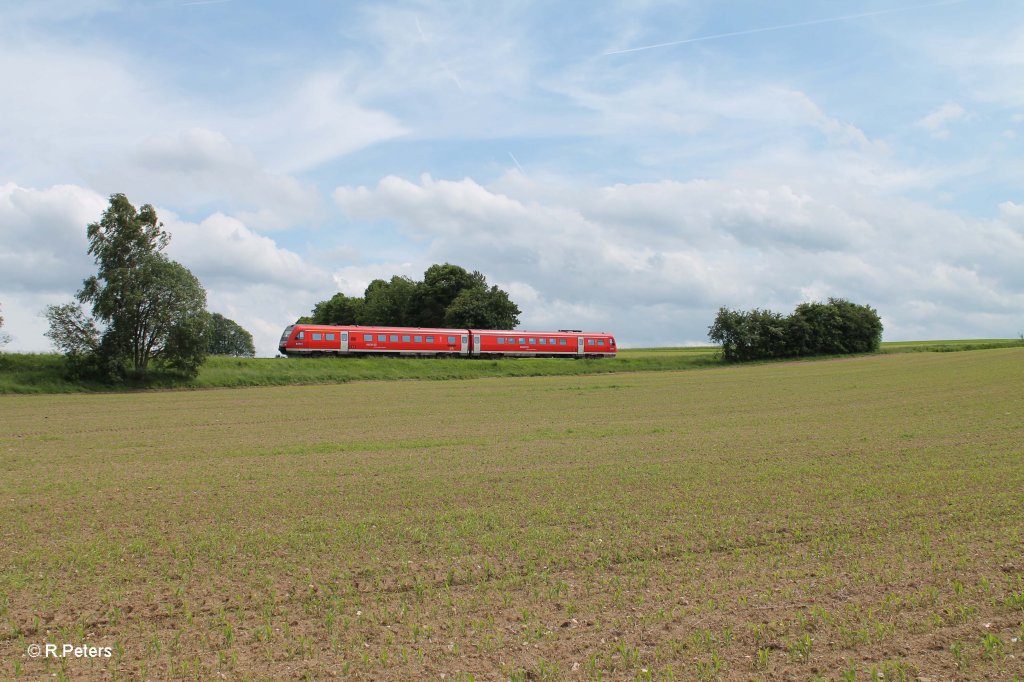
[278,324,296,356]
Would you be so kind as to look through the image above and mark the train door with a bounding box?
[577,336,585,357]
[341,332,348,354]
[460,334,469,356]
[473,334,481,357]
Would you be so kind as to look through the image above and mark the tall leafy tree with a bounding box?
[303,264,521,330]
[207,313,256,357]
[46,194,209,380]
[359,276,416,326]
[444,285,521,329]
[788,298,882,356]
[310,292,363,325]
[408,264,486,327]
[44,303,100,364]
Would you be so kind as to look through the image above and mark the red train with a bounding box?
[278,324,617,358]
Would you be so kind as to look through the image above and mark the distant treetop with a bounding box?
[708,298,882,362]
[302,264,521,330]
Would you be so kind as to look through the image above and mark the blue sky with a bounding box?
[2,0,1023,354]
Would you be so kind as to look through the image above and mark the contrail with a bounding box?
[508,152,525,173]
[415,15,466,92]
[605,0,971,55]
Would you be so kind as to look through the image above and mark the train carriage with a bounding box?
[279,324,469,357]
[470,330,616,358]
[280,324,615,358]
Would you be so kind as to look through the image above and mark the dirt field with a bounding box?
[2,349,1022,680]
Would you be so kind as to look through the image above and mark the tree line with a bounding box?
[301,263,521,330]
[708,299,883,362]
[43,194,254,383]
[35,194,521,383]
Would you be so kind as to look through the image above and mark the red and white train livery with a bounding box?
[279,324,616,358]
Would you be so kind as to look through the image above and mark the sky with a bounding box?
[2,0,1023,355]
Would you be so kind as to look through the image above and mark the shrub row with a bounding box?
[708,298,883,362]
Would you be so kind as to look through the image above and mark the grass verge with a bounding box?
[2,338,1021,394]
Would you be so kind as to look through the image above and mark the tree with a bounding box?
[709,299,883,362]
[708,307,787,362]
[44,303,100,357]
[359,276,416,326]
[444,285,521,329]
[207,313,256,357]
[788,298,882,356]
[46,194,209,380]
[408,264,486,327]
[309,292,363,325]
[829,298,883,353]
[303,264,521,330]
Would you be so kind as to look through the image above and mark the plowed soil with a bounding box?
[2,349,1022,680]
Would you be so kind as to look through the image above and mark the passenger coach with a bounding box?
[278,324,616,358]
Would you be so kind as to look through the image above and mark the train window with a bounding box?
[539,338,547,345]
[550,338,556,344]
[390,335,399,342]
[414,335,423,343]
[426,336,434,343]
[598,339,605,346]
[519,337,526,344]
[448,336,456,344]
[402,335,411,342]
[363,334,372,342]
[559,339,567,345]
[587,338,594,345]
[326,333,335,341]
[527,338,534,344]
[297,331,305,340]
[312,333,322,341]
[497,337,505,344]
[378,334,386,342]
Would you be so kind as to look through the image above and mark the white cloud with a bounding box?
[0,183,336,355]
[162,211,331,290]
[132,128,324,230]
[915,102,967,139]
[915,25,1024,108]
[0,40,403,227]
[327,262,421,298]
[334,171,1024,345]
[551,64,884,151]
[0,183,105,293]
[247,72,408,174]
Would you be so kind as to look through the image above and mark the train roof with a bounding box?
[471,329,613,336]
[291,324,613,336]
[294,324,469,334]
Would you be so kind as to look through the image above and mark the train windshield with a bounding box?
[279,325,295,345]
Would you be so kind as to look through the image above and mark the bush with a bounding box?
[708,307,789,362]
[709,299,882,361]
